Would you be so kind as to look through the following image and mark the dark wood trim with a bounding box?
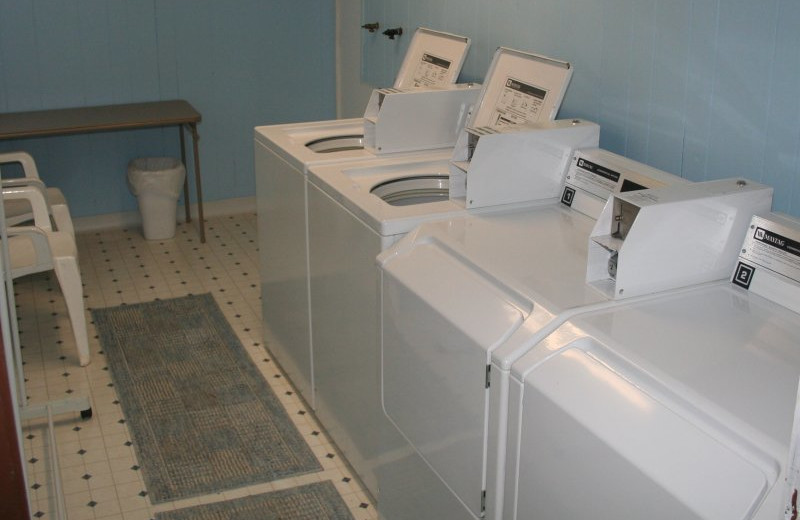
[0,330,30,518]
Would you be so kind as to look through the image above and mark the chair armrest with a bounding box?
[2,178,48,191]
[3,184,53,231]
[0,151,40,179]
[6,226,52,265]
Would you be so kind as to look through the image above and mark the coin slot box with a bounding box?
[448,119,599,208]
[361,27,475,155]
[362,84,481,154]
[587,178,774,299]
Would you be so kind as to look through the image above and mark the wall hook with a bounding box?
[382,27,403,40]
[361,22,380,33]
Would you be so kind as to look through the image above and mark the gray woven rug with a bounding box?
[154,481,354,519]
[92,293,321,503]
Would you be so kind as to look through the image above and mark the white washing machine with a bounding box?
[303,46,580,499]
[505,212,800,519]
[307,121,596,499]
[377,170,773,519]
[255,28,473,408]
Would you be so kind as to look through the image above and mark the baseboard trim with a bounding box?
[73,196,256,234]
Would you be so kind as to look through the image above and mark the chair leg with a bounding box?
[51,204,75,239]
[53,257,90,366]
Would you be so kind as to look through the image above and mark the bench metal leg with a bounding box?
[190,123,206,243]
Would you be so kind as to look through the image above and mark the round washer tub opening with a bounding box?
[370,175,450,206]
[305,135,364,153]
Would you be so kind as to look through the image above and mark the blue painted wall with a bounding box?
[362,0,800,217]
[0,0,336,217]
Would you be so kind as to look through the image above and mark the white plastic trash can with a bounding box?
[127,157,186,240]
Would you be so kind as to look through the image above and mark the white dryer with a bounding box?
[377,171,773,519]
[255,28,472,408]
[505,213,800,519]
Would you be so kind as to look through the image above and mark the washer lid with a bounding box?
[467,47,573,130]
[514,340,772,520]
[393,28,471,89]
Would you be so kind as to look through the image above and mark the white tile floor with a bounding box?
[16,213,377,520]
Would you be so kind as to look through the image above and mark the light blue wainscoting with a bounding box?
[0,0,336,218]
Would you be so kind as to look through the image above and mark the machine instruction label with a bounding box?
[490,77,548,128]
[412,53,452,88]
[738,217,800,285]
[563,156,622,201]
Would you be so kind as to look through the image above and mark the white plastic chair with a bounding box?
[2,187,89,366]
[0,151,75,237]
